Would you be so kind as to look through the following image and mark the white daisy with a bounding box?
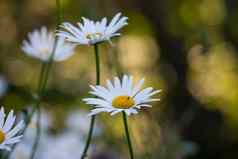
[22,26,76,62]
[0,107,24,151]
[83,75,161,116]
[57,12,128,45]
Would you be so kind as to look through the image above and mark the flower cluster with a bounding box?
[1,12,161,159]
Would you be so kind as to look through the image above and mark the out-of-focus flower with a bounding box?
[11,141,32,159]
[83,75,161,116]
[11,133,53,159]
[66,110,101,136]
[42,133,84,159]
[0,76,8,98]
[0,107,24,151]
[24,110,51,141]
[22,27,76,62]
[57,13,128,45]
[11,110,52,159]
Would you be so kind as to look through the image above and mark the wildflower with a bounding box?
[57,13,128,45]
[83,75,161,116]
[0,107,24,151]
[22,27,76,62]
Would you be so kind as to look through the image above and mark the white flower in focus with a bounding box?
[83,75,161,116]
[0,76,8,98]
[22,27,76,62]
[0,107,24,151]
[57,12,128,45]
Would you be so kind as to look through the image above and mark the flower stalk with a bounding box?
[29,43,59,159]
[122,111,134,159]
[29,0,63,159]
[81,44,100,159]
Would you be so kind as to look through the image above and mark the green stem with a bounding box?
[94,44,100,85]
[4,61,48,159]
[29,0,63,158]
[29,62,54,159]
[122,111,134,159]
[8,1,62,159]
[81,44,100,159]
[24,62,47,132]
[56,0,63,27]
[29,106,41,159]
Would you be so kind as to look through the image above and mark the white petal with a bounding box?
[88,108,111,116]
[0,107,5,128]
[83,98,110,107]
[3,110,16,133]
[114,77,121,90]
[0,145,11,151]
[4,135,22,144]
[6,120,24,139]
[132,78,145,96]
[110,109,123,116]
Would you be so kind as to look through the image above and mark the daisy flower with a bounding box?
[57,12,128,45]
[0,107,24,151]
[83,75,161,116]
[22,26,76,62]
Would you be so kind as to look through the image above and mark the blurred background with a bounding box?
[1,0,238,158]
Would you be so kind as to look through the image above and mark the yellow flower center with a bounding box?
[112,96,135,109]
[86,33,102,40]
[0,130,6,144]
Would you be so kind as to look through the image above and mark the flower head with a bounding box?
[0,107,24,151]
[22,27,76,62]
[83,75,161,116]
[57,12,128,45]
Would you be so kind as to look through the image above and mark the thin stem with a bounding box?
[81,44,100,159]
[29,63,53,159]
[26,61,47,124]
[122,111,134,159]
[8,1,62,159]
[56,0,63,27]
[5,61,48,159]
[29,107,41,159]
[29,0,63,158]
[94,44,100,85]
[21,62,47,131]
